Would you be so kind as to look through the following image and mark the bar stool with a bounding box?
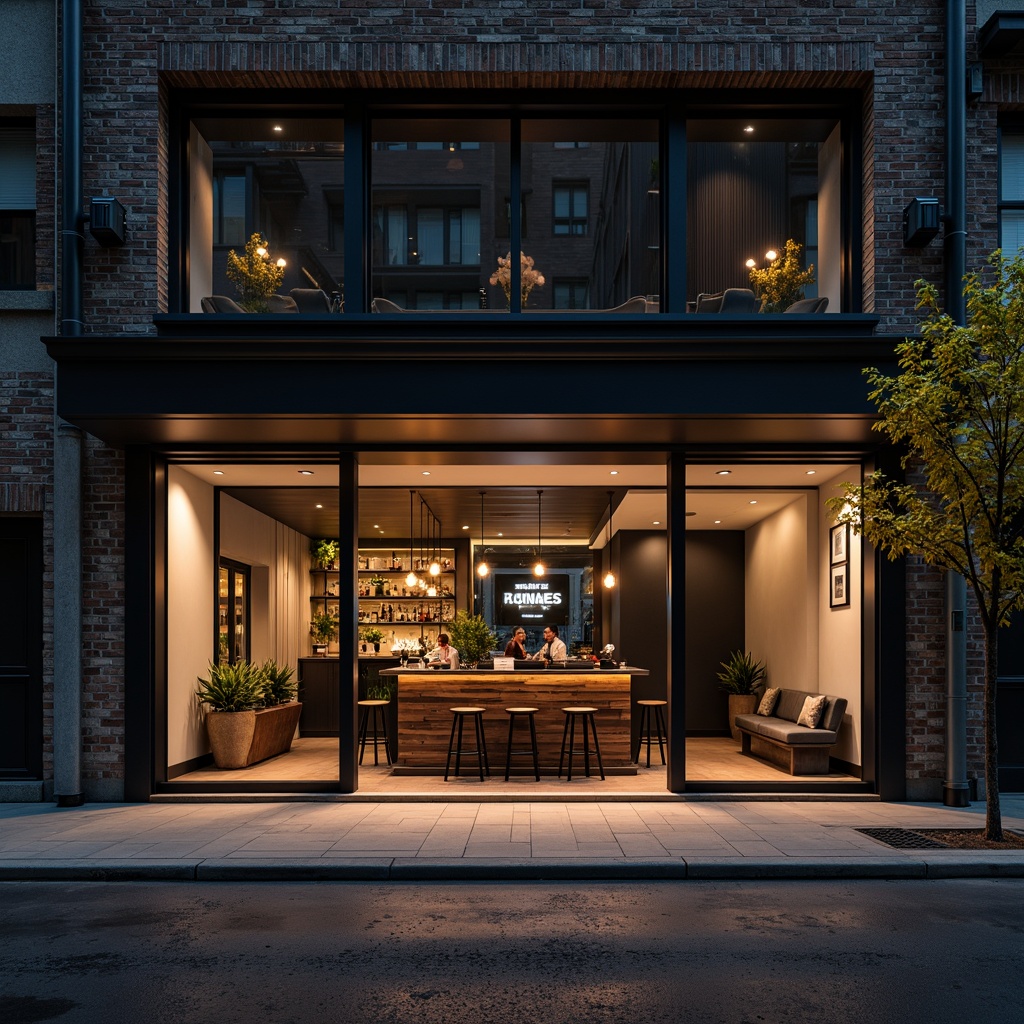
[357,699,392,766]
[634,699,668,767]
[444,706,490,781]
[558,706,605,781]
[504,707,541,781]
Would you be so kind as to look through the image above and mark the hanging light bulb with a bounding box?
[533,489,545,577]
[603,490,617,589]
[429,509,441,576]
[476,490,489,577]
[405,490,418,588]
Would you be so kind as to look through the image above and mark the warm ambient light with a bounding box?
[298,470,314,476]
[315,504,323,509]
[276,258,286,268]
[744,125,755,133]
[273,125,283,132]
[213,470,224,476]
[716,469,731,476]
[602,490,616,589]
[765,249,778,262]
[406,490,419,588]
[534,562,546,577]
[476,491,489,578]
[533,489,545,578]
[603,571,616,589]
[745,258,756,269]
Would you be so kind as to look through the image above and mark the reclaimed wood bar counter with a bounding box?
[381,666,648,774]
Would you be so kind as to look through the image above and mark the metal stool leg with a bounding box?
[558,712,571,778]
[376,705,392,766]
[444,712,459,780]
[454,714,465,777]
[655,704,667,765]
[477,712,490,776]
[529,712,540,781]
[473,712,485,781]
[633,703,646,765]
[588,712,606,780]
[566,712,577,781]
[504,713,515,781]
[358,705,370,765]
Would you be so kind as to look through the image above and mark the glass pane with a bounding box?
[688,119,839,312]
[189,117,345,313]
[521,120,660,311]
[1001,211,1024,259]
[1002,132,1024,201]
[232,571,246,664]
[217,567,229,664]
[372,119,508,310]
[0,211,35,289]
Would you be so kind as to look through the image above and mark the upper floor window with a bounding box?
[1000,127,1024,259]
[553,184,589,236]
[0,124,36,290]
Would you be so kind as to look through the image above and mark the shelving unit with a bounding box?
[309,544,457,655]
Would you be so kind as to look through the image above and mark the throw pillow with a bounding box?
[756,687,780,716]
[797,694,828,728]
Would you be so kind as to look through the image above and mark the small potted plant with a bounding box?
[311,538,340,570]
[747,238,816,313]
[360,625,386,653]
[310,611,337,656]
[225,232,287,312]
[445,610,498,667]
[716,649,767,742]
[369,574,387,596]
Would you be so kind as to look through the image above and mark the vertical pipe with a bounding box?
[338,452,359,792]
[666,452,687,791]
[53,0,85,805]
[943,0,970,807]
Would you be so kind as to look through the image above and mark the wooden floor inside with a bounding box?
[174,736,860,792]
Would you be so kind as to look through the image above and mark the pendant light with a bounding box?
[533,489,545,577]
[405,490,418,588]
[476,490,489,577]
[603,490,617,589]
[429,505,441,577]
[427,506,439,596]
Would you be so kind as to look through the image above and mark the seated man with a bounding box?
[530,624,568,663]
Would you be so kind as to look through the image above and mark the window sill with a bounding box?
[0,290,54,312]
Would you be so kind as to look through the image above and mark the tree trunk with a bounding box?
[983,609,1003,841]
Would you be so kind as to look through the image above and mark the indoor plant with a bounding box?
[489,251,545,308]
[359,625,386,652]
[195,659,302,769]
[746,238,816,313]
[225,232,286,312]
[310,611,337,655]
[716,649,768,742]
[445,609,498,667]
[311,538,340,570]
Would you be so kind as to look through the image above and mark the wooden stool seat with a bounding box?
[445,707,490,781]
[558,707,605,781]
[504,707,541,781]
[357,699,392,766]
[634,699,667,767]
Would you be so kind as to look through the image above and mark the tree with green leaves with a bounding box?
[827,251,1024,841]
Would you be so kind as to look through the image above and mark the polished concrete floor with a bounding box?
[174,735,859,795]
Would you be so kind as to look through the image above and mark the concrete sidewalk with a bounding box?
[1,795,1023,881]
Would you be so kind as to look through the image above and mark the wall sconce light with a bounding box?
[903,197,941,247]
[89,196,127,246]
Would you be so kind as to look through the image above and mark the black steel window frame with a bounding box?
[168,87,863,316]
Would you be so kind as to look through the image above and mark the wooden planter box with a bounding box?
[206,702,303,769]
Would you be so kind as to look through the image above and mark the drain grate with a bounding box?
[856,827,951,850]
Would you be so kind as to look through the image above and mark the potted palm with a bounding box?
[716,650,767,742]
[445,610,498,667]
[195,659,302,769]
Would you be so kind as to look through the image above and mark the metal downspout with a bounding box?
[54,0,84,806]
[943,0,970,808]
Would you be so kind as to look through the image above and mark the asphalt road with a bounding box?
[1,880,1022,1024]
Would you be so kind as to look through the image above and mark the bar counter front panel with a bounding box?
[383,667,647,773]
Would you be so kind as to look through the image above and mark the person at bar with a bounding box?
[427,633,460,669]
[503,627,528,659]
[530,624,567,663]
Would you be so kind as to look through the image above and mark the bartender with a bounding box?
[531,624,567,663]
[427,633,460,669]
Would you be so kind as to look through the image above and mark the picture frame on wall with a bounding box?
[830,563,850,608]
[830,523,849,565]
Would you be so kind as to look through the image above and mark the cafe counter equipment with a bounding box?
[380,662,649,773]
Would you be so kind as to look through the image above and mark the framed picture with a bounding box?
[830,523,849,565]
[830,563,850,608]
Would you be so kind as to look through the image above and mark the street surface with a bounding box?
[1,880,1022,1024]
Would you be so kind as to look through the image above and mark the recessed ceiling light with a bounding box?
[610,470,619,475]
[714,519,722,524]
[652,520,661,525]
[315,504,323,509]
[422,471,431,476]
[298,470,314,476]
[273,125,283,132]
[373,524,379,529]
[715,469,731,476]
[497,532,503,537]
[744,125,754,133]
[213,470,224,476]
[462,525,470,530]
[806,470,817,475]
[749,500,758,505]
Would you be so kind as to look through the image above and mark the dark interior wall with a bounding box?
[685,531,745,734]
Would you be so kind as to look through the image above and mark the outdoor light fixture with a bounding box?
[603,490,617,589]
[533,489,545,577]
[476,491,489,577]
[405,490,419,588]
[89,196,127,246]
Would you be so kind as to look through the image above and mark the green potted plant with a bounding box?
[359,625,386,652]
[310,611,337,656]
[369,574,387,596]
[225,232,286,312]
[445,609,498,667]
[747,238,816,313]
[195,659,302,769]
[716,649,767,742]
[311,538,340,570]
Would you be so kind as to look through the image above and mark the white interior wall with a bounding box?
[817,470,862,766]
[189,126,213,313]
[818,124,842,313]
[219,493,307,672]
[166,466,215,767]
[744,495,818,691]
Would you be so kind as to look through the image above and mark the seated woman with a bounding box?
[503,627,528,659]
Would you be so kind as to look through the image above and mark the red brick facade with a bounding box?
[5,1,1014,799]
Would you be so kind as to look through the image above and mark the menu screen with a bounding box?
[494,573,570,626]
